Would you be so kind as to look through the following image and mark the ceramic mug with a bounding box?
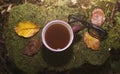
[42,20,78,52]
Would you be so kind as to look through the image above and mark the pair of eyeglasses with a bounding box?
[68,14,108,41]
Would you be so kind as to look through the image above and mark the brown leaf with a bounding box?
[91,8,105,27]
[23,39,41,56]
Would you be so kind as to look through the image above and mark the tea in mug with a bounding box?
[45,24,70,49]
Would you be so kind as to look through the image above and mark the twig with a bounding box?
[1,4,13,14]
[7,4,13,12]
[110,4,117,27]
[110,5,117,21]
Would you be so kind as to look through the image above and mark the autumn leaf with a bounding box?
[84,32,100,50]
[91,8,105,27]
[23,39,41,56]
[14,21,40,38]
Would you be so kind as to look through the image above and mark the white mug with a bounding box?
[42,20,74,52]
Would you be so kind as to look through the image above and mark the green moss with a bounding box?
[4,1,119,74]
[106,17,120,49]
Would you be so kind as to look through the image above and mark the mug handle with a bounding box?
[68,14,85,34]
[72,25,83,34]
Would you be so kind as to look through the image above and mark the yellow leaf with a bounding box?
[14,21,40,38]
[84,32,100,50]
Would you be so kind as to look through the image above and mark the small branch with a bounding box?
[110,4,117,27]
[110,7,116,20]
[7,4,13,12]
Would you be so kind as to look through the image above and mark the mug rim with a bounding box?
[42,20,74,52]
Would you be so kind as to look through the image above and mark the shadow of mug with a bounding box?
[41,45,73,66]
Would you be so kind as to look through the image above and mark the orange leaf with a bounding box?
[84,32,100,50]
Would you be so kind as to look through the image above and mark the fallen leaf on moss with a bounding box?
[91,8,105,27]
[14,21,40,38]
[23,39,41,56]
[84,32,100,50]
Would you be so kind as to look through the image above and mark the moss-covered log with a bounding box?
[4,0,120,74]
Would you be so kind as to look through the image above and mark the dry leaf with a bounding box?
[84,32,100,50]
[23,39,41,56]
[91,8,105,27]
[14,21,40,38]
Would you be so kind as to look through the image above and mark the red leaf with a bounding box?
[23,39,41,56]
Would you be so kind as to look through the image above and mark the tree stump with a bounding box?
[4,0,120,74]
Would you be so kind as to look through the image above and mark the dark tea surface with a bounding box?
[45,24,70,49]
